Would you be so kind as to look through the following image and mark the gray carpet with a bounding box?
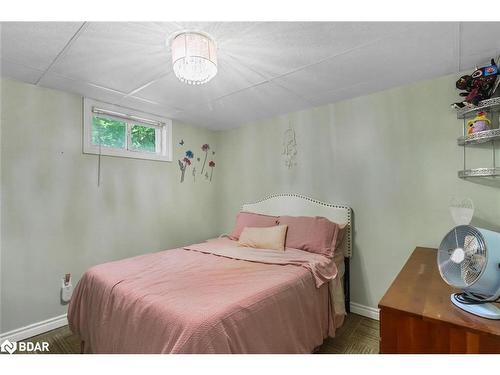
[21,313,379,354]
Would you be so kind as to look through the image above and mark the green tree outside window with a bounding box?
[131,125,156,152]
[92,116,126,149]
[92,116,156,153]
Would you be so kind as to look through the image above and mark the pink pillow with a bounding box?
[277,215,344,257]
[228,212,278,240]
[332,223,347,257]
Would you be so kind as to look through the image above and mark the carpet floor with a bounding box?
[21,313,379,354]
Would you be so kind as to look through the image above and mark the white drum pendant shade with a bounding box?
[171,32,217,85]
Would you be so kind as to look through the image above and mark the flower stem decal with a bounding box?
[178,150,193,183]
[208,161,215,182]
[200,143,210,175]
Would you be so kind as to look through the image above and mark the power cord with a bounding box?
[453,291,500,305]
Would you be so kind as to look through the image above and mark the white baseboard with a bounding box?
[350,302,380,321]
[0,314,68,342]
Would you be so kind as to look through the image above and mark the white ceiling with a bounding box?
[1,22,499,130]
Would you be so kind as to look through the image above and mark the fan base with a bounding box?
[451,293,500,320]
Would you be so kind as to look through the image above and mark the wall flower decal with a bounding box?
[178,151,193,183]
[181,144,214,182]
[208,161,215,182]
[200,143,210,175]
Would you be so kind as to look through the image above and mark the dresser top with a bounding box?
[379,247,500,336]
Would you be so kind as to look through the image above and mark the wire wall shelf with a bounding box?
[458,167,500,179]
[457,128,500,145]
[455,97,500,179]
[456,97,500,119]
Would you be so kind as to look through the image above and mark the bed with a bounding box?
[68,193,352,353]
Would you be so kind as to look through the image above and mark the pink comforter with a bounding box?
[68,238,340,353]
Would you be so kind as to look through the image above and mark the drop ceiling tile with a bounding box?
[118,95,180,119]
[305,56,455,108]
[305,79,401,107]
[169,22,259,44]
[173,105,234,129]
[1,59,43,84]
[38,72,126,104]
[278,23,458,107]
[0,22,84,71]
[7,21,500,131]
[205,81,311,129]
[50,22,172,93]
[173,111,220,129]
[120,22,182,39]
[133,54,266,111]
[460,22,500,70]
[220,22,414,79]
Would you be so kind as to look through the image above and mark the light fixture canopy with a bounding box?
[171,32,218,85]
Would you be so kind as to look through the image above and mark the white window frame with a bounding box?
[83,98,172,162]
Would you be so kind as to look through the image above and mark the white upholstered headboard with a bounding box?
[241,193,352,258]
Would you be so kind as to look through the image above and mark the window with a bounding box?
[83,98,172,162]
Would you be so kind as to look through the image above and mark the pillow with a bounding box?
[238,225,288,251]
[332,223,347,257]
[277,215,344,257]
[228,211,278,240]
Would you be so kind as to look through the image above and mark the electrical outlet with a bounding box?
[61,274,73,303]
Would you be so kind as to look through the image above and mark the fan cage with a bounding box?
[438,225,488,288]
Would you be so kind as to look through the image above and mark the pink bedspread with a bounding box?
[68,238,340,353]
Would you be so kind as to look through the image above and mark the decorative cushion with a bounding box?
[228,212,278,240]
[238,225,288,251]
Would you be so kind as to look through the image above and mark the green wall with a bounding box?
[214,73,500,310]
[2,72,500,334]
[0,79,219,333]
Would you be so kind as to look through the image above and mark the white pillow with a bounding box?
[238,225,288,251]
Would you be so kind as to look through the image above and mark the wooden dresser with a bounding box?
[378,247,500,353]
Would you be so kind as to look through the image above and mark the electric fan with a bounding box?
[438,225,500,319]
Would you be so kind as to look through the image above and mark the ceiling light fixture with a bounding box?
[171,32,218,85]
